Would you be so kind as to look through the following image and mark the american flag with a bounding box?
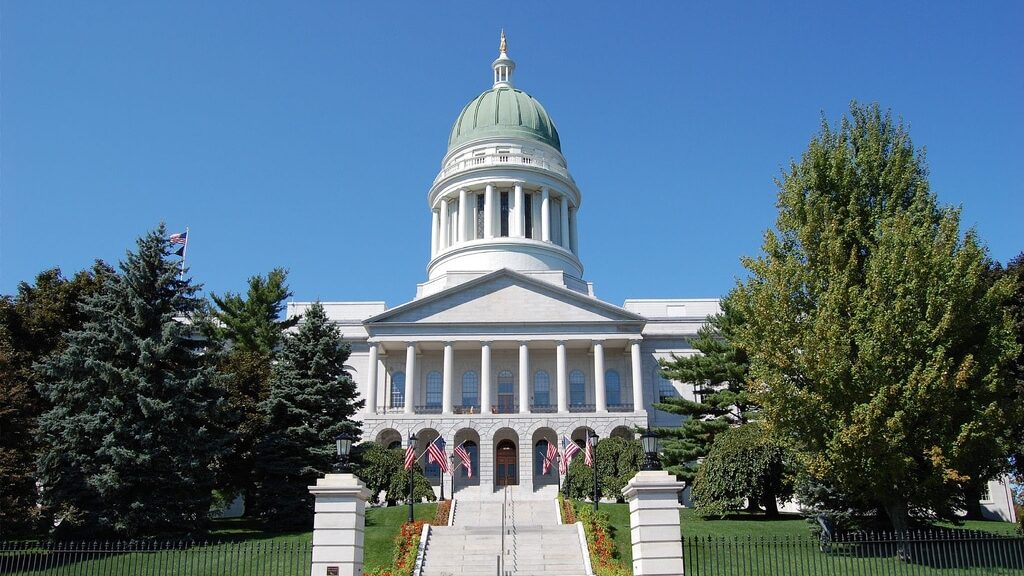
[454,443,473,478]
[169,232,188,245]
[404,442,416,471]
[426,437,450,474]
[584,435,595,468]
[542,441,558,475]
[561,435,580,474]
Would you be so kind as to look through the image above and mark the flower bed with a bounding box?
[364,520,427,576]
[575,504,631,576]
[434,500,451,526]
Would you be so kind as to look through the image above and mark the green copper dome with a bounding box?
[448,87,561,152]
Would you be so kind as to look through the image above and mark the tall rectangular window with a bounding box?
[500,191,510,237]
[550,202,562,245]
[524,193,533,238]
[475,193,485,239]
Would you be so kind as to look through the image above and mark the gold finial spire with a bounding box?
[499,29,507,54]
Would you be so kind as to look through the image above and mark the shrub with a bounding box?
[575,504,631,576]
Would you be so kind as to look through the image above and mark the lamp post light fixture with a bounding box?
[408,432,418,523]
[334,430,355,473]
[590,431,600,512]
[641,430,661,471]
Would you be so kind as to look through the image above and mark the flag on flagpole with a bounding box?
[584,435,595,468]
[173,246,185,257]
[426,437,450,474]
[542,441,558,475]
[454,443,473,478]
[404,443,416,471]
[561,435,581,475]
[169,231,188,245]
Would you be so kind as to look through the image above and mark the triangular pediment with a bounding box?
[366,269,644,326]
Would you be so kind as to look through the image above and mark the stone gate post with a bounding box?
[309,473,372,576]
[621,470,686,576]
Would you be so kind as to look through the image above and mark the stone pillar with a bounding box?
[593,341,607,413]
[541,187,551,242]
[439,198,449,250]
[442,342,454,414]
[621,471,686,576]
[519,342,530,413]
[404,343,416,414]
[480,342,492,414]
[631,340,644,412]
[365,343,378,414]
[430,211,439,256]
[560,195,570,249]
[309,473,372,576]
[556,341,568,414]
[458,188,468,242]
[484,183,494,238]
[514,183,525,237]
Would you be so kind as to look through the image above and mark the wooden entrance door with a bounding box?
[495,439,518,486]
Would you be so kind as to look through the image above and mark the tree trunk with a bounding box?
[744,498,762,513]
[883,500,910,532]
[762,492,779,517]
[962,482,986,520]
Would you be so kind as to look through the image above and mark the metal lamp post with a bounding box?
[590,431,599,512]
[641,430,660,471]
[334,430,355,473]
[408,432,418,523]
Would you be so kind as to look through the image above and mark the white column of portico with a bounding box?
[484,184,494,238]
[514,183,525,237]
[439,198,449,250]
[556,341,568,413]
[593,341,607,413]
[365,343,379,414]
[541,187,551,242]
[442,342,454,414]
[404,343,416,414]
[458,189,469,242]
[480,342,492,414]
[430,211,439,256]
[631,340,644,411]
[560,195,571,249]
[519,342,530,413]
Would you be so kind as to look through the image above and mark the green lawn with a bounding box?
[363,503,437,572]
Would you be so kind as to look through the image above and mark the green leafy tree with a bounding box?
[0,265,111,535]
[996,253,1024,492]
[691,423,793,517]
[35,225,229,537]
[654,300,753,485]
[732,103,1019,531]
[205,268,299,513]
[564,438,643,502]
[250,302,362,527]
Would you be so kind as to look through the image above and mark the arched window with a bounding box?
[497,370,514,412]
[391,372,405,408]
[533,370,550,406]
[458,440,479,479]
[462,371,479,407]
[426,371,442,407]
[569,369,586,406]
[605,369,621,406]
[535,440,553,476]
[658,373,677,402]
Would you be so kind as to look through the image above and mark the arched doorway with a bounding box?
[495,439,518,486]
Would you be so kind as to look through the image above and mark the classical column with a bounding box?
[569,207,579,255]
[631,340,644,411]
[514,183,525,237]
[439,198,449,250]
[560,195,570,249]
[519,342,530,413]
[308,473,372,576]
[442,342,454,414]
[458,188,468,242]
[541,187,551,242]
[484,183,494,238]
[480,342,492,415]
[404,343,416,414]
[593,341,607,413]
[365,343,379,414]
[556,341,568,414]
[430,211,439,256]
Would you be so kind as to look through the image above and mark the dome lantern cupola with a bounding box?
[492,30,515,88]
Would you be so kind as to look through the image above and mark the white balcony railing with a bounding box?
[433,151,573,185]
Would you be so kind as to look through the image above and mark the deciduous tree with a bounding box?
[691,423,792,517]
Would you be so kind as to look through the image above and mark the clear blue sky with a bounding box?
[2,1,1021,307]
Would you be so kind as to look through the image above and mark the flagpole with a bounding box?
[179,226,189,279]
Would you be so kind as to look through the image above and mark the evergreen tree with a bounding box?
[732,103,1019,531]
[251,302,362,527]
[205,269,298,513]
[35,225,229,537]
[0,264,112,536]
[654,299,753,485]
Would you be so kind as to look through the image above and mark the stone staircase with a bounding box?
[419,492,589,576]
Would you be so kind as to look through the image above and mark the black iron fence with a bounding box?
[682,530,1024,575]
[0,540,312,575]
